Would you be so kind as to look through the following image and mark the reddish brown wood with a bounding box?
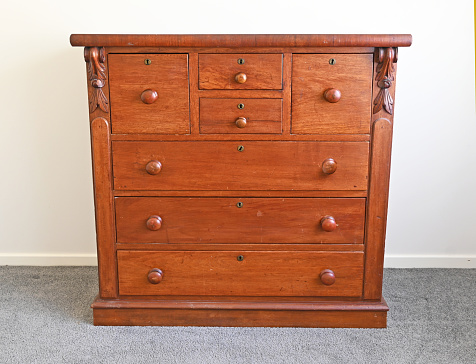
[363,48,398,300]
[321,158,337,174]
[115,197,365,244]
[292,54,373,134]
[199,54,283,90]
[70,34,412,48]
[199,98,282,134]
[90,117,117,298]
[146,215,162,231]
[84,47,109,113]
[373,47,397,115]
[320,269,336,285]
[147,268,163,284]
[108,54,189,134]
[140,89,158,104]
[112,141,369,191]
[117,250,364,296]
[323,88,342,103]
[145,160,162,175]
[235,117,247,128]
[234,72,247,84]
[320,216,337,232]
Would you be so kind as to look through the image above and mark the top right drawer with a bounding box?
[292,54,373,134]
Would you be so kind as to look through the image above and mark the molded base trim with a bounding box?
[92,297,388,328]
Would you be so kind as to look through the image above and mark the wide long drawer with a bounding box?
[115,197,366,244]
[112,141,369,191]
[117,250,364,297]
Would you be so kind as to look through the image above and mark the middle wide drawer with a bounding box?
[115,197,365,244]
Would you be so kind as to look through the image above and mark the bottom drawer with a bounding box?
[117,251,364,297]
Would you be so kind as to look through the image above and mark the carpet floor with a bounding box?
[0,267,474,363]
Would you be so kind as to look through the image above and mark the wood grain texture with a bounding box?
[70,34,412,48]
[199,54,282,90]
[90,118,117,298]
[117,250,364,297]
[363,48,398,300]
[112,141,369,191]
[108,54,189,134]
[200,98,282,134]
[115,197,366,244]
[292,54,373,134]
[113,190,368,198]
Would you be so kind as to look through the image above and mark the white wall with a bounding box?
[0,0,474,267]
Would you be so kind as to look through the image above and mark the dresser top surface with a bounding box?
[70,34,412,48]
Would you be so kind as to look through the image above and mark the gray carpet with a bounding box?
[0,267,474,364]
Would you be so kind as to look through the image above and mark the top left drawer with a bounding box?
[108,54,190,134]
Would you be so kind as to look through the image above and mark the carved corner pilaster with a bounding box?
[373,47,398,115]
[85,47,109,114]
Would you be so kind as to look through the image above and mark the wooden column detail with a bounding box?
[90,117,117,298]
[364,47,398,299]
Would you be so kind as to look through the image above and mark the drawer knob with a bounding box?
[146,215,162,231]
[147,268,164,284]
[235,117,247,128]
[323,88,341,103]
[141,89,159,104]
[146,160,162,175]
[322,158,337,174]
[235,72,247,84]
[319,269,336,286]
[321,216,337,232]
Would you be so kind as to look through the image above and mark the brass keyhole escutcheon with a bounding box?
[237,255,244,261]
[144,59,152,65]
[237,103,245,109]
[237,58,245,65]
[237,145,244,152]
[329,58,336,65]
[236,202,243,208]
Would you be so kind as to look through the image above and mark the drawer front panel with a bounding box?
[200,98,282,134]
[199,54,283,90]
[108,54,190,134]
[117,250,364,297]
[112,141,369,191]
[292,54,373,134]
[115,197,365,244]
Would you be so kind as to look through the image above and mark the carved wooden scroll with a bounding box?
[373,47,397,115]
[85,47,109,113]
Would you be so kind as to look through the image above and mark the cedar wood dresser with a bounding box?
[70,34,412,328]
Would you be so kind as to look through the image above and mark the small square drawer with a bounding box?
[292,54,373,134]
[108,54,190,134]
[117,250,364,297]
[199,54,283,90]
[200,98,282,134]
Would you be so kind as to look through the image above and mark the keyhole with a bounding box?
[237,145,244,152]
[144,59,152,65]
[236,202,243,208]
[237,103,245,109]
[237,58,245,65]
[237,255,244,261]
[329,58,336,65]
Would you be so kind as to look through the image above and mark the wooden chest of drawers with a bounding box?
[70,34,412,328]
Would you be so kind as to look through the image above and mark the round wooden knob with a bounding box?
[322,158,337,174]
[146,215,162,231]
[235,117,247,128]
[323,88,341,103]
[141,89,158,104]
[321,216,337,232]
[320,269,336,286]
[235,72,247,84]
[146,160,162,175]
[147,268,163,284]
